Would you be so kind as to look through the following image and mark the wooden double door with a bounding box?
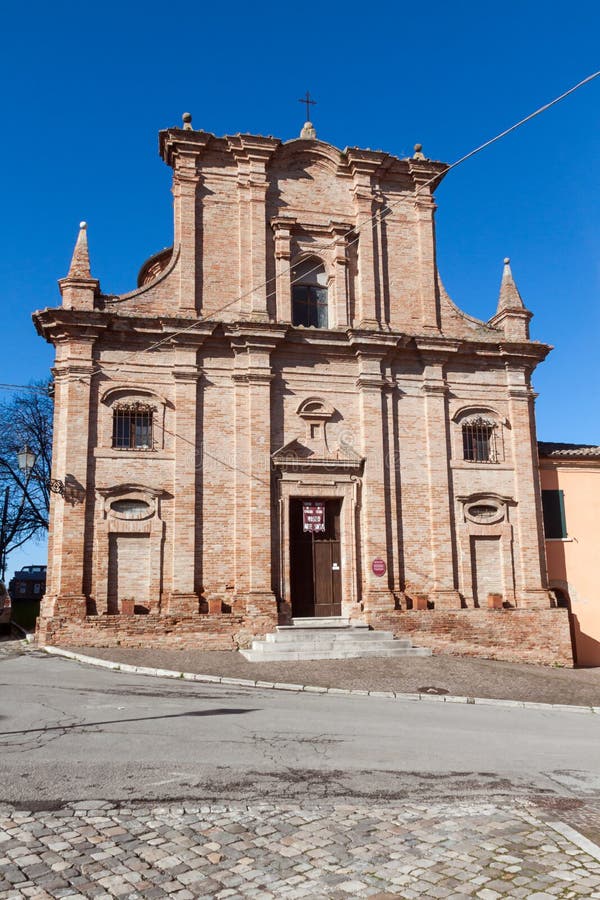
[289,499,342,618]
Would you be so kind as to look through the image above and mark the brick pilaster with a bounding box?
[42,337,96,618]
[172,151,203,315]
[355,349,396,612]
[329,221,351,328]
[229,136,278,320]
[228,327,285,619]
[506,365,550,608]
[272,216,295,323]
[418,347,461,608]
[409,161,441,332]
[164,346,201,615]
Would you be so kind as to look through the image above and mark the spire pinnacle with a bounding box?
[489,257,532,340]
[59,221,99,308]
[496,256,525,314]
[65,221,93,280]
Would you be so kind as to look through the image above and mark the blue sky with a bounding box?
[1,1,599,574]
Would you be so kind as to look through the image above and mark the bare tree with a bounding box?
[0,384,53,579]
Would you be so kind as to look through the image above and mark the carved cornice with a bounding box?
[228,135,280,178]
[231,371,273,385]
[422,381,448,395]
[159,128,213,168]
[172,367,200,383]
[225,324,287,353]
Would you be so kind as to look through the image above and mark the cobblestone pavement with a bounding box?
[2,800,600,899]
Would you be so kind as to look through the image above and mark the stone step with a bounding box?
[252,638,411,653]
[240,646,432,662]
[288,617,355,629]
[266,630,397,643]
[239,618,432,662]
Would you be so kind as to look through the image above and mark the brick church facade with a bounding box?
[34,115,573,665]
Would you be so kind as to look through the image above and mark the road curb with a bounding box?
[39,644,600,715]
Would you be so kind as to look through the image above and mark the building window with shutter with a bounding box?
[542,489,567,539]
[112,403,154,450]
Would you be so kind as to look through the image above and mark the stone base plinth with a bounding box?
[430,590,462,609]
[362,590,396,614]
[162,593,199,616]
[242,591,278,618]
[518,590,552,609]
[41,594,88,619]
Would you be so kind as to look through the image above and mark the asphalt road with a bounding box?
[1,637,600,806]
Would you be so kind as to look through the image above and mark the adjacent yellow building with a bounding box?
[539,443,600,666]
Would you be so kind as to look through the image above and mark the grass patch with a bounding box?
[11,599,40,632]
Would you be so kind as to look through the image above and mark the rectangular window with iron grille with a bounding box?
[112,403,154,450]
[462,417,497,463]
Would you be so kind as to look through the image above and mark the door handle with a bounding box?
[332,563,340,571]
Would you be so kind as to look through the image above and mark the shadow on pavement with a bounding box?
[0,707,259,737]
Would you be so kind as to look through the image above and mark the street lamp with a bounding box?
[18,443,65,496]
[17,444,36,475]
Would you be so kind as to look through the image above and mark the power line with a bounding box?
[0,384,51,396]
[63,68,599,386]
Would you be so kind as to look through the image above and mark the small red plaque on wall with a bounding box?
[372,558,386,577]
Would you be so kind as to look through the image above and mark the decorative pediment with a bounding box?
[272,437,363,472]
[296,397,335,420]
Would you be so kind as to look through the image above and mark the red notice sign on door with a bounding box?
[303,502,325,533]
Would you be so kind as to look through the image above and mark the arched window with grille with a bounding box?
[462,416,498,463]
[291,257,328,328]
[112,402,155,450]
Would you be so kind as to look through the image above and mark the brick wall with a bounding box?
[369,609,574,667]
[36,611,277,651]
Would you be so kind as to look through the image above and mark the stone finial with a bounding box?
[300,121,317,140]
[412,143,426,160]
[65,221,93,280]
[489,256,531,340]
[59,221,99,308]
[497,256,526,314]
[182,112,193,130]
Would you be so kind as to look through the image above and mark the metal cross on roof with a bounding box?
[298,91,316,122]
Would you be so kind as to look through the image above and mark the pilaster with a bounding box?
[164,344,201,615]
[271,216,295,322]
[355,348,395,612]
[505,365,550,608]
[329,220,351,328]
[408,160,441,331]
[42,336,96,618]
[417,344,461,608]
[347,151,382,328]
[228,136,279,320]
[162,129,212,316]
[227,326,286,619]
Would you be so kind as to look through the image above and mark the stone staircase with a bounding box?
[239,617,432,661]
